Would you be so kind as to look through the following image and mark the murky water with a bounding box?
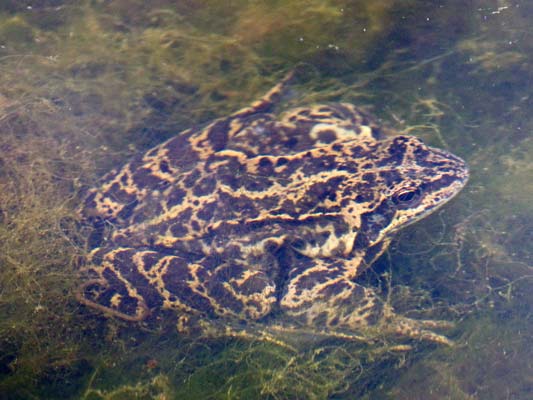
[0,1,531,399]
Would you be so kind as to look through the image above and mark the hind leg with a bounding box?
[280,258,453,345]
[77,247,185,321]
[77,247,277,322]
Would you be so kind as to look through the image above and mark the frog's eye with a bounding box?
[392,187,422,207]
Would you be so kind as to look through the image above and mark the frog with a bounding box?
[77,71,469,345]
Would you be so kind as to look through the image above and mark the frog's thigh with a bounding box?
[77,247,163,321]
[78,247,219,319]
[79,247,276,321]
[280,259,384,329]
[139,253,277,320]
[205,260,277,320]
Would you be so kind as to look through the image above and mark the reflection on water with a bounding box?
[0,1,531,399]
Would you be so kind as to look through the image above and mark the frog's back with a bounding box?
[79,72,391,226]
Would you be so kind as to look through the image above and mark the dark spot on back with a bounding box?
[257,157,274,175]
[106,182,137,206]
[190,220,200,232]
[159,160,170,173]
[170,222,188,237]
[379,170,401,186]
[193,176,217,197]
[317,129,337,143]
[362,172,375,183]
[132,168,163,190]
[164,133,199,168]
[276,157,288,167]
[197,202,216,221]
[284,137,298,148]
[184,169,201,187]
[207,119,230,152]
[117,200,138,220]
[258,157,273,168]
[166,187,186,207]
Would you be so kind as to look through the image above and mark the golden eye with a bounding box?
[392,187,422,206]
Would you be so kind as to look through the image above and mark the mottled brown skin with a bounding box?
[77,72,469,345]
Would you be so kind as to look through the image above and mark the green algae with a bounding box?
[372,313,533,400]
[0,2,404,397]
[0,15,35,45]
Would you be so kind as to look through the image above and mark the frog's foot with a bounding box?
[176,314,297,351]
[381,308,454,346]
[76,278,150,322]
[233,69,296,118]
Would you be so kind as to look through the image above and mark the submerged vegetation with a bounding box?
[0,0,531,398]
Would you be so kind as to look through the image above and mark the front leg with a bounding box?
[280,257,453,345]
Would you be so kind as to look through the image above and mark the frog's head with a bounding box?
[349,135,469,247]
